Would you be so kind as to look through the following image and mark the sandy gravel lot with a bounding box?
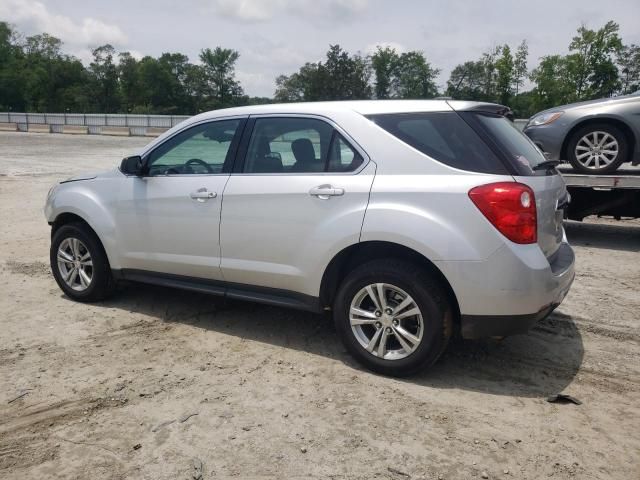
[0,132,639,479]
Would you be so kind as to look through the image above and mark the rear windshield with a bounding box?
[368,112,508,174]
[464,112,546,174]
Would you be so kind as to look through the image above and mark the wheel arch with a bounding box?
[51,212,94,237]
[319,240,460,324]
[561,116,636,162]
[50,211,113,268]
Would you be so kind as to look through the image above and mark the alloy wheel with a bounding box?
[57,237,93,291]
[349,283,424,360]
[574,131,619,170]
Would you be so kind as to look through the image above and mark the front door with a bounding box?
[219,116,375,297]
[115,118,244,280]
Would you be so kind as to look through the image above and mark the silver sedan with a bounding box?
[524,92,640,174]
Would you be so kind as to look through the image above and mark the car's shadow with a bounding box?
[565,220,640,252]
[96,282,584,398]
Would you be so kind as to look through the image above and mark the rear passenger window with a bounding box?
[368,112,508,174]
[328,134,363,172]
[243,117,364,173]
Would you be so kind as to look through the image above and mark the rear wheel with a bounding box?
[50,223,115,302]
[333,259,452,377]
[567,123,629,174]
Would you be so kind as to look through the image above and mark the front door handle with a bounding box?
[309,185,345,200]
[190,188,217,202]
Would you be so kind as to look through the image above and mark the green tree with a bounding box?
[617,44,640,94]
[371,46,400,99]
[183,63,209,113]
[371,47,439,99]
[89,44,119,112]
[446,60,488,100]
[529,55,575,110]
[274,62,326,101]
[199,47,243,108]
[513,40,529,95]
[18,32,91,112]
[495,45,515,105]
[0,22,26,111]
[117,52,140,112]
[529,21,624,109]
[274,45,371,101]
[568,21,623,98]
[395,51,439,98]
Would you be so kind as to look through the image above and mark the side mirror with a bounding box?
[120,155,144,176]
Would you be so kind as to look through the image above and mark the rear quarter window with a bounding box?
[368,112,509,174]
[462,112,546,175]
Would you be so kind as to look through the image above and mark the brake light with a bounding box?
[468,182,537,244]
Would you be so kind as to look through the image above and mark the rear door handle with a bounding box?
[190,188,217,202]
[309,185,345,199]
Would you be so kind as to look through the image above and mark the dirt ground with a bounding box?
[0,132,639,480]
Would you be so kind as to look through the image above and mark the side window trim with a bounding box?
[232,117,256,174]
[326,130,338,172]
[141,116,248,177]
[233,114,369,175]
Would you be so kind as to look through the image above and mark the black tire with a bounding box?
[333,259,453,377]
[50,222,115,302]
[567,123,629,174]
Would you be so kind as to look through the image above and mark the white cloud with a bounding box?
[365,42,408,55]
[0,0,128,52]
[236,70,272,95]
[212,0,369,23]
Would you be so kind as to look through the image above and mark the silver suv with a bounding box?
[45,101,575,376]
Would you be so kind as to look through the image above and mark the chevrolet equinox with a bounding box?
[45,101,575,376]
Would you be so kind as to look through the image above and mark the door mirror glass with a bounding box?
[120,155,144,176]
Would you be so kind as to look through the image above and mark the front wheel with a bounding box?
[567,124,629,174]
[333,259,452,377]
[50,222,115,302]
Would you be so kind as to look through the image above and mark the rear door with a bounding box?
[219,115,375,296]
[463,112,567,257]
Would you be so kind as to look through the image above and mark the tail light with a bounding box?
[468,182,537,244]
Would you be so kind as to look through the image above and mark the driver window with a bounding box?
[146,119,241,175]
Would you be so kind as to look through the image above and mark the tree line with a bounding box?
[1,20,638,118]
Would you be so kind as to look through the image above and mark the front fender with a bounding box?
[45,180,119,267]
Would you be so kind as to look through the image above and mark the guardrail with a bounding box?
[0,112,529,136]
[0,112,190,137]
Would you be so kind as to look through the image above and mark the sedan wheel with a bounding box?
[567,123,628,174]
[574,131,619,170]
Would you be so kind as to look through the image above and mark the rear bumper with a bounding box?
[437,241,575,338]
[461,302,558,339]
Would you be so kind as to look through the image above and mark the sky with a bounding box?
[1,0,639,97]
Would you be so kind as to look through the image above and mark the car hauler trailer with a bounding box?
[560,167,640,220]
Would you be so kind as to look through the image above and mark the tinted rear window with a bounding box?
[466,113,546,174]
[368,112,508,174]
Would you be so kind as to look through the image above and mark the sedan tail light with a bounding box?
[468,182,537,244]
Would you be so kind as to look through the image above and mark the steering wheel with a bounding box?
[185,158,213,174]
